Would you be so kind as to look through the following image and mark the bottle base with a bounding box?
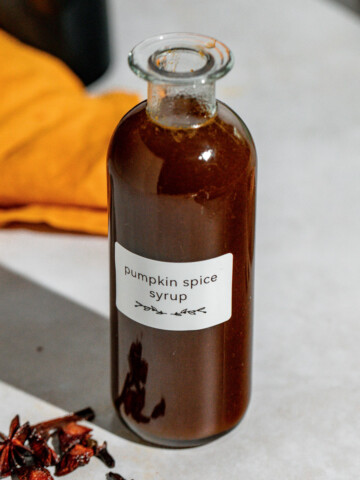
[120,412,241,448]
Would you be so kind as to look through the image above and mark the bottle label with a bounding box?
[115,243,233,331]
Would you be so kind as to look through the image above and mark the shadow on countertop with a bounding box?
[0,265,145,446]
[330,0,360,15]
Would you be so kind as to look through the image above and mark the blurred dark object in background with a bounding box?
[331,0,360,14]
[0,0,110,85]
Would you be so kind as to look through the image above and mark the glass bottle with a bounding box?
[108,33,256,447]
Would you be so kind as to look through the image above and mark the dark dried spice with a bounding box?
[72,408,95,422]
[151,398,166,419]
[123,388,149,424]
[11,466,53,480]
[106,473,128,480]
[129,342,148,386]
[28,430,58,467]
[116,341,165,425]
[1,408,118,480]
[32,408,95,437]
[0,415,33,477]
[92,442,115,468]
[54,444,93,477]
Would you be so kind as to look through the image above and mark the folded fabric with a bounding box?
[0,29,140,235]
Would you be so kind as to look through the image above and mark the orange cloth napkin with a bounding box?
[0,29,140,235]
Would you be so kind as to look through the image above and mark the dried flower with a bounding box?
[56,423,92,454]
[28,430,58,467]
[0,416,33,477]
[0,409,130,480]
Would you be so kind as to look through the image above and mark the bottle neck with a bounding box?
[146,82,216,128]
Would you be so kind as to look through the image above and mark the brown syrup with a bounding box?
[108,99,256,446]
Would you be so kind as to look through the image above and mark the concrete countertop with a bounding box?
[1,0,360,478]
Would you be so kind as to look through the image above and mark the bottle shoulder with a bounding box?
[108,100,256,196]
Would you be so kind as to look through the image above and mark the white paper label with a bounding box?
[115,243,233,331]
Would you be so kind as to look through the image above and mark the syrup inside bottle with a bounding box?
[108,34,256,447]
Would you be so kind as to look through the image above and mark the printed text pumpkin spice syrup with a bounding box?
[107,33,256,447]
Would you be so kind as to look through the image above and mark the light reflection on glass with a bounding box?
[199,149,213,162]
